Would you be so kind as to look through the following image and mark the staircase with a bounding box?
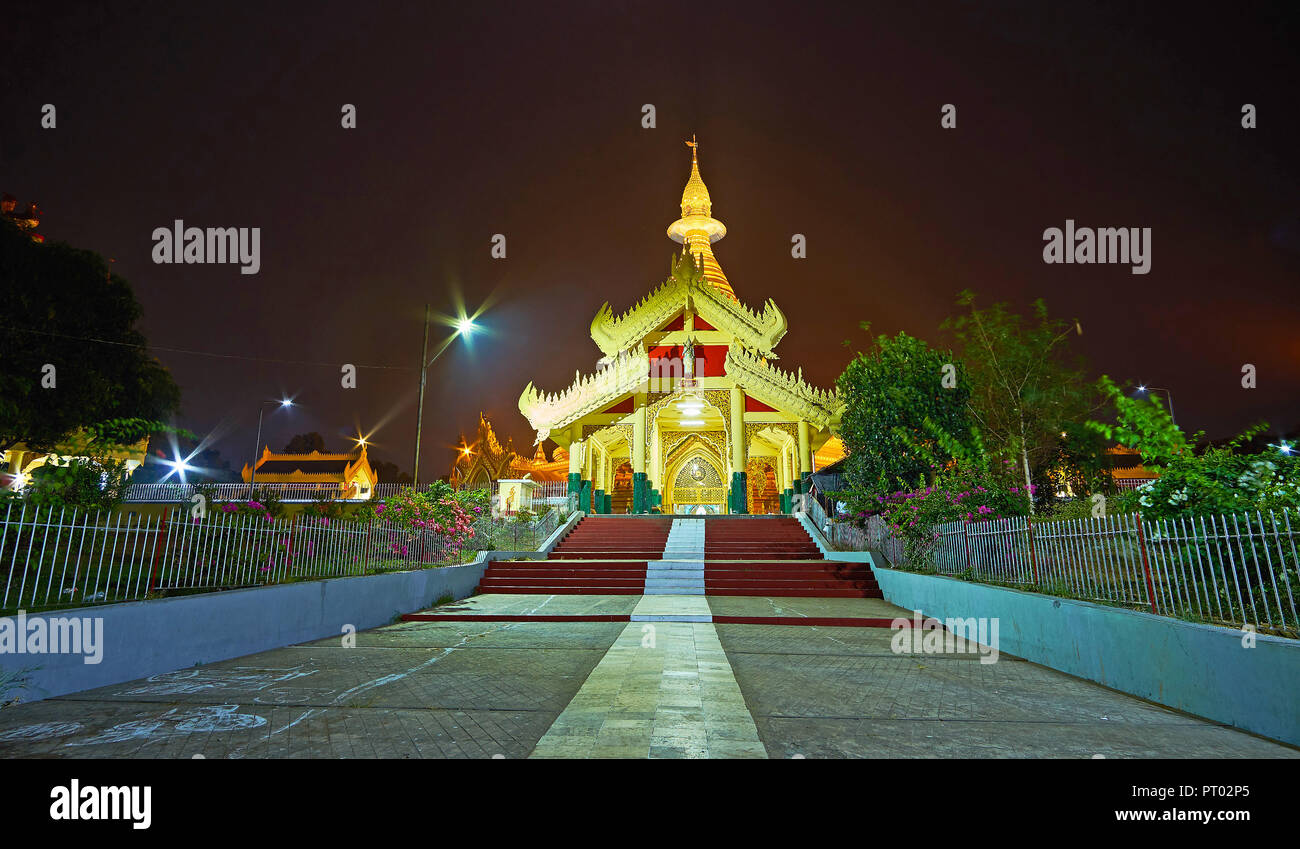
[644,519,705,595]
[476,515,880,598]
[477,517,669,594]
[703,517,880,598]
[704,516,823,559]
[548,516,671,560]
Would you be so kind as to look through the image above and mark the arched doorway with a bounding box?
[667,450,726,514]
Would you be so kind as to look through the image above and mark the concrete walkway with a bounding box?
[0,593,1294,758]
[531,620,766,758]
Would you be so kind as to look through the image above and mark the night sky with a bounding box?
[5,1,1299,481]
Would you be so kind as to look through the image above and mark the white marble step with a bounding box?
[651,560,705,571]
[629,595,713,621]
[646,519,707,593]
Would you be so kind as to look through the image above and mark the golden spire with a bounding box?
[667,137,735,300]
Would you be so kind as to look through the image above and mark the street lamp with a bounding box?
[412,305,478,487]
[1135,385,1176,427]
[249,398,293,494]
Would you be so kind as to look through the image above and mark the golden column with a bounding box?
[632,395,648,512]
[796,420,812,494]
[729,385,747,513]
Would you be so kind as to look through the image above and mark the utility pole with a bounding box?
[250,405,267,496]
[412,303,431,488]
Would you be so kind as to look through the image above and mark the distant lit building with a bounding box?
[2,432,149,490]
[241,445,378,499]
[1,193,43,242]
[449,413,567,489]
[1108,445,1160,491]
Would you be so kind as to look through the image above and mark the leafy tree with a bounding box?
[283,432,327,454]
[18,456,131,511]
[1086,375,1298,518]
[1085,375,1195,469]
[942,291,1097,512]
[1045,420,1112,499]
[836,328,973,499]
[1,417,190,510]
[0,219,180,453]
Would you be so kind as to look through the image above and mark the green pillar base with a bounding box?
[593,489,605,514]
[632,472,648,513]
[793,477,805,495]
[579,481,592,513]
[729,472,748,514]
[567,473,582,496]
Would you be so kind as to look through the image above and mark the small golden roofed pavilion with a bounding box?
[241,445,377,499]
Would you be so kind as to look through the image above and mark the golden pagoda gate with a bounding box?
[518,140,844,514]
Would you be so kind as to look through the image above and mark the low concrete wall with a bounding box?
[873,567,1300,746]
[1,561,486,704]
[795,511,877,565]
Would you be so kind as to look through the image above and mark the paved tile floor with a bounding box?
[0,594,1294,758]
[531,621,766,759]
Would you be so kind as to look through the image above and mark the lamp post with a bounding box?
[1136,385,1176,426]
[412,306,476,488]
[249,398,293,495]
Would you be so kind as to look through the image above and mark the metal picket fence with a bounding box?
[110,480,569,505]
[896,510,1299,636]
[0,503,550,614]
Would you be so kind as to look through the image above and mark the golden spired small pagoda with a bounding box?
[668,136,735,300]
[517,140,845,514]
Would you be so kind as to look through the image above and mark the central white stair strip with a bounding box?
[529,621,767,759]
[644,518,705,596]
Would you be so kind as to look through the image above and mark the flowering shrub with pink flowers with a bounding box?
[857,460,1032,566]
[357,481,490,565]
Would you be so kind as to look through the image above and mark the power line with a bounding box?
[0,325,416,371]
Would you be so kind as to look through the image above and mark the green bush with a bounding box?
[836,330,973,499]
[1121,450,1300,519]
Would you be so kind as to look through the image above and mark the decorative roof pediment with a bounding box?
[723,344,844,431]
[590,252,787,360]
[518,348,650,444]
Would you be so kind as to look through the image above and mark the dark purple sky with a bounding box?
[5,1,1299,480]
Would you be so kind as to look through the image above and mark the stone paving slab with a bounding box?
[0,699,552,758]
[1,607,1294,758]
[420,593,640,617]
[630,594,714,622]
[530,622,766,759]
[754,717,1300,759]
[707,596,910,620]
[717,623,984,657]
[715,623,1299,757]
[299,619,627,650]
[0,618,620,758]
